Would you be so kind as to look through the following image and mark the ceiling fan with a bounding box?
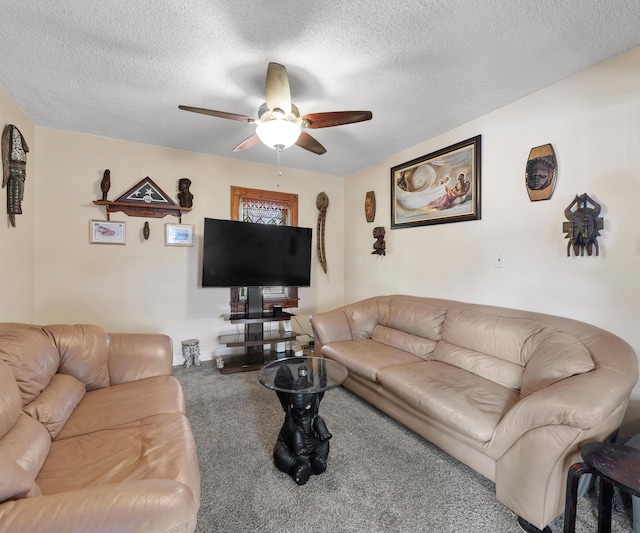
[179,62,372,155]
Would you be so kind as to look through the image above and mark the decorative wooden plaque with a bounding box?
[525,144,557,201]
[365,191,376,222]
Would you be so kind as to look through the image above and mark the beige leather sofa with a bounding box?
[310,295,638,531]
[0,323,200,533]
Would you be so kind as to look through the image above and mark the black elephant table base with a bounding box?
[258,356,348,485]
[274,389,331,484]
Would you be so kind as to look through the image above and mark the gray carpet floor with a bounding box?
[174,362,633,533]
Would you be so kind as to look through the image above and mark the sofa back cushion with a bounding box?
[46,324,110,390]
[521,331,595,396]
[431,341,525,389]
[0,360,21,440]
[23,373,86,439]
[342,297,388,340]
[342,297,447,342]
[371,326,437,359]
[385,299,447,340]
[434,309,547,389]
[0,325,60,405]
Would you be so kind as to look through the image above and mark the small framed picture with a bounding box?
[89,220,126,244]
[165,223,194,246]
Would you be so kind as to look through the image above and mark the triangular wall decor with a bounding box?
[93,175,191,222]
[115,177,177,206]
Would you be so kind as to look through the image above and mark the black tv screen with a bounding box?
[202,218,312,287]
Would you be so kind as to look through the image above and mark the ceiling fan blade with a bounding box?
[301,110,372,129]
[296,131,326,155]
[232,134,261,152]
[265,62,291,115]
[179,105,255,123]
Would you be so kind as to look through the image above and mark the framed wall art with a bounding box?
[165,223,194,246]
[391,135,481,229]
[89,220,126,244]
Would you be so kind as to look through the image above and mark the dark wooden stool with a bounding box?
[564,442,640,533]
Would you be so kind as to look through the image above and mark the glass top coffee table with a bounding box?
[258,356,348,393]
[258,356,348,485]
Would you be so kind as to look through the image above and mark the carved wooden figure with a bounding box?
[562,193,604,256]
[372,226,386,256]
[2,124,29,227]
[100,169,111,201]
[316,192,329,273]
[178,178,193,208]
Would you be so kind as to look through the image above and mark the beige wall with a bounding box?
[344,47,640,432]
[0,85,35,322]
[33,128,344,363]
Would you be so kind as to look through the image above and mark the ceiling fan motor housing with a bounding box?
[258,102,301,125]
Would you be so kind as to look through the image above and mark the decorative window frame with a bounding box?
[229,186,300,313]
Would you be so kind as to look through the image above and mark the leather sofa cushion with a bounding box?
[442,309,546,366]
[0,454,36,503]
[0,414,51,478]
[0,325,60,406]
[521,331,595,396]
[47,325,111,391]
[385,299,447,340]
[321,339,422,382]
[371,326,437,359]
[431,340,524,390]
[56,375,185,440]
[23,373,86,439]
[37,412,201,506]
[342,298,387,340]
[0,360,21,440]
[377,361,520,442]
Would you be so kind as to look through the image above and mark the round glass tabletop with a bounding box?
[258,356,348,394]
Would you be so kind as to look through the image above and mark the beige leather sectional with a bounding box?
[310,295,638,531]
[0,323,200,533]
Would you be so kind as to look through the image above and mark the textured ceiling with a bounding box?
[1,1,639,176]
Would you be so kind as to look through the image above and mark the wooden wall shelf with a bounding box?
[93,200,191,222]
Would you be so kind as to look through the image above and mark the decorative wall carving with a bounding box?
[316,192,329,273]
[365,191,376,222]
[563,193,603,256]
[372,226,386,256]
[525,144,557,201]
[2,124,29,227]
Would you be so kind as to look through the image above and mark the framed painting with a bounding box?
[391,135,481,229]
[165,223,194,246]
[89,220,126,244]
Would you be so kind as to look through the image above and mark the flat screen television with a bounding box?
[201,218,313,288]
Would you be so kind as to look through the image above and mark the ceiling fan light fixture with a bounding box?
[255,119,301,150]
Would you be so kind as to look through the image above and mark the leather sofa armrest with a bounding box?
[0,480,197,533]
[489,370,630,459]
[108,333,173,385]
[310,308,353,354]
